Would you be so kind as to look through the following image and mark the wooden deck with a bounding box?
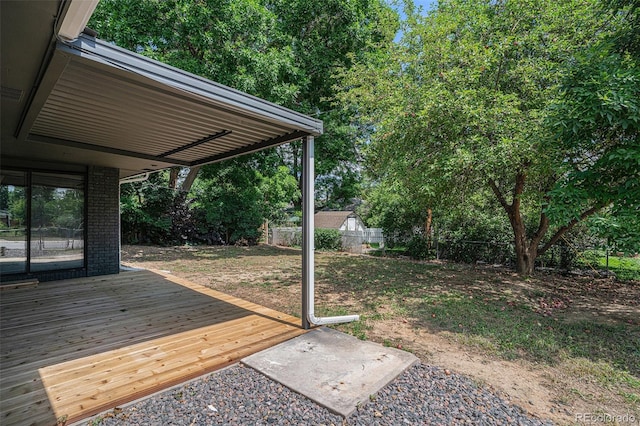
[0,270,306,425]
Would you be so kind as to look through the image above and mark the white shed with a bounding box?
[314,211,365,232]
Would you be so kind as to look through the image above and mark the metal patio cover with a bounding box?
[1,2,322,178]
[0,2,355,330]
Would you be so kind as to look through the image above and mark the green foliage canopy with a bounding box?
[90,0,397,210]
[545,0,640,252]
[339,0,638,273]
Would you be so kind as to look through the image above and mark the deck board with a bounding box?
[0,269,306,425]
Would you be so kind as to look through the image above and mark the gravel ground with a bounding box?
[93,363,552,425]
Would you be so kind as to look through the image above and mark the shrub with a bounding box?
[407,234,431,260]
[315,228,342,251]
[436,207,514,265]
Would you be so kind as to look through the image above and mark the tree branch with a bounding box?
[529,209,549,252]
[512,171,526,213]
[489,178,510,212]
[180,166,201,193]
[168,167,180,190]
[538,205,604,255]
[185,38,203,61]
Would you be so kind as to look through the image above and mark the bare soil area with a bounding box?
[122,244,640,425]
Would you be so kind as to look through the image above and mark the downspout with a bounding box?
[302,135,359,329]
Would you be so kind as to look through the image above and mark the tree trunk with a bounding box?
[168,167,180,189]
[425,208,433,248]
[490,173,540,276]
[513,230,537,275]
[489,172,602,276]
[180,166,201,193]
[510,205,537,275]
[292,143,302,211]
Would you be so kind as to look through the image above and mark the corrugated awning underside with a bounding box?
[18,35,322,173]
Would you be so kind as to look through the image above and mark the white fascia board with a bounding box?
[58,0,100,41]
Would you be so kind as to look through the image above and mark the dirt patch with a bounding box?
[122,245,640,425]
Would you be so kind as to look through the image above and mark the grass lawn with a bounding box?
[122,244,639,424]
[578,250,640,281]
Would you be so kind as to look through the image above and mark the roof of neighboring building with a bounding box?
[314,211,357,229]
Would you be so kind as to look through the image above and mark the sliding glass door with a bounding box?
[0,169,85,276]
[30,173,85,271]
[0,170,28,274]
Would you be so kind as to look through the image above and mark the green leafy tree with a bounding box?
[120,172,175,244]
[266,0,398,208]
[91,0,303,212]
[91,0,396,238]
[587,209,640,253]
[0,186,8,213]
[31,187,56,230]
[340,0,636,274]
[545,0,640,254]
[192,159,266,244]
[91,0,300,103]
[91,0,395,211]
[8,194,26,228]
[52,189,84,231]
[261,165,300,224]
[361,178,427,245]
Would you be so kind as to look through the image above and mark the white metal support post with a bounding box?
[302,135,359,329]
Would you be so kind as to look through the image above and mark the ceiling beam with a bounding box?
[158,129,232,158]
[27,134,191,167]
[191,130,309,166]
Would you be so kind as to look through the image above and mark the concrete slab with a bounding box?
[242,327,418,417]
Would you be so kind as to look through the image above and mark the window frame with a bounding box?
[0,167,88,276]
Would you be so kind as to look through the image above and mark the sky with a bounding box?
[391,0,437,41]
[393,0,438,17]
[413,0,438,15]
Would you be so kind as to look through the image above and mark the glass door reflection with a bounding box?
[30,173,85,272]
[0,170,28,274]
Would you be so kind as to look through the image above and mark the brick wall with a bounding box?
[87,166,120,276]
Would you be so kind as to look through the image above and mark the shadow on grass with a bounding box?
[123,245,639,382]
[316,254,444,293]
[416,291,640,378]
[317,255,639,378]
[123,244,301,263]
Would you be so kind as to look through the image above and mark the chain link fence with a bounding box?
[427,236,637,279]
